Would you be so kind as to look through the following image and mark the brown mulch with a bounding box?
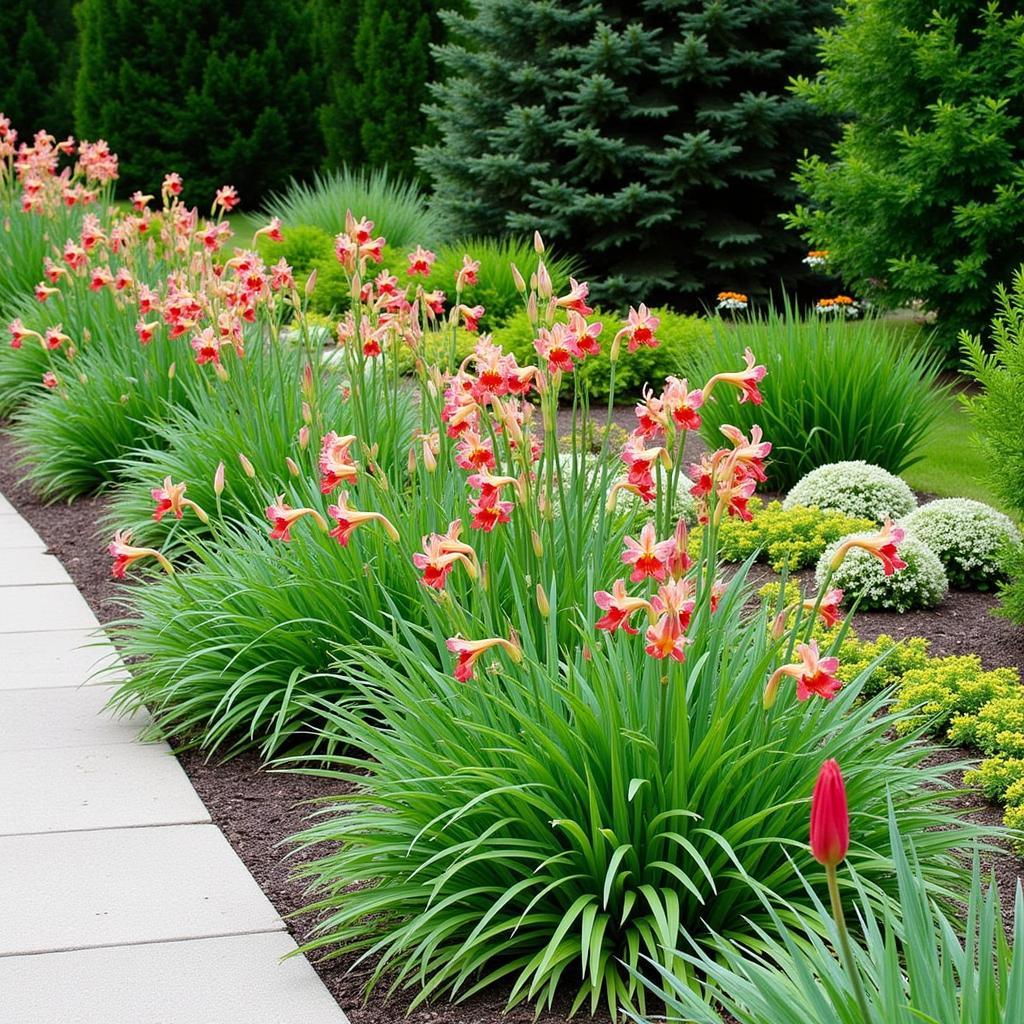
[2,423,1022,1020]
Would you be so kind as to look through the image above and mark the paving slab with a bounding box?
[0,742,210,835]
[0,823,283,955]
[0,685,148,751]
[0,492,13,514]
[0,932,349,1023]
[0,628,127,689]
[0,513,45,549]
[0,582,98,633]
[0,546,72,586]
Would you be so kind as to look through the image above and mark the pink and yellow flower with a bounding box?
[151,476,208,523]
[705,347,766,405]
[446,634,522,683]
[621,523,675,582]
[326,493,399,546]
[108,530,175,579]
[318,432,359,493]
[763,640,842,709]
[265,497,327,541]
[594,579,653,634]
[829,521,907,577]
[413,520,479,589]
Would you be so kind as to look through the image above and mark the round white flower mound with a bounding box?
[784,461,916,523]
[816,532,948,612]
[901,498,1021,590]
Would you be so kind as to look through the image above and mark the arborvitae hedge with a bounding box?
[0,1,77,138]
[74,0,321,203]
[313,0,445,180]
[418,0,835,308]
[786,0,1024,355]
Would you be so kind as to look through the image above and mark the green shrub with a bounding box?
[263,166,441,246]
[785,462,917,523]
[693,500,875,571]
[288,562,973,1018]
[816,532,947,612]
[419,0,837,307]
[964,754,1024,802]
[692,307,944,490]
[892,657,1019,737]
[963,270,1024,619]
[835,633,931,696]
[949,694,1024,757]
[901,498,1021,590]
[491,306,711,400]
[637,813,1015,1024]
[419,237,581,327]
[786,0,1024,355]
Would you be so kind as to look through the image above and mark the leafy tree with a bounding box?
[786,1,1024,354]
[74,0,321,203]
[418,0,836,308]
[314,0,443,180]
[0,1,77,137]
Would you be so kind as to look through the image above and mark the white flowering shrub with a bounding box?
[816,532,948,612]
[785,461,916,522]
[901,498,1021,590]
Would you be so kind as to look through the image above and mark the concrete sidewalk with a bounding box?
[0,493,348,1024]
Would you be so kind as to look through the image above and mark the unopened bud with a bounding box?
[536,583,549,617]
[239,453,256,478]
[298,425,310,450]
[510,263,526,293]
[214,461,225,495]
[168,362,176,380]
[537,261,552,299]
[305,268,318,297]
[526,293,538,327]
[532,530,543,557]
[285,457,300,477]
[533,231,545,254]
[423,442,437,473]
[408,446,417,475]
[215,363,229,382]
[301,401,312,424]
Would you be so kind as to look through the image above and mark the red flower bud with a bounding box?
[810,759,849,868]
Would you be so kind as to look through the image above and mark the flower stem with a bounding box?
[826,863,872,1023]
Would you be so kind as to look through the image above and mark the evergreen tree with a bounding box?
[74,0,321,203]
[0,1,77,138]
[786,0,1024,355]
[314,0,445,179]
[418,0,835,307]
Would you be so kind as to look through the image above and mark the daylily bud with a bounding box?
[239,453,256,478]
[510,263,526,293]
[810,759,849,868]
[610,335,622,362]
[301,402,312,424]
[286,457,300,477]
[305,268,318,296]
[423,442,437,473]
[526,292,538,327]
[532,530,543,557]
[215,362,229,382]
[536,583,549,617]
[408,446,417,475]
[168,362,176,380]
[534,231,545,254]
[298,426,310,450]
[537,261,552,299]
[214,461,225,495]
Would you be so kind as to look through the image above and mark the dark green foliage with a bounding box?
[313,0,444,180]
[787,0,1024,355]
[419,0,835,308]
[0,2,77,138]
[962,268,1024,622]
[73,0,321,202]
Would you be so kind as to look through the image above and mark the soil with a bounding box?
[2,423,1022,1020]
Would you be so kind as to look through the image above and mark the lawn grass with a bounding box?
[903,389,1006,512]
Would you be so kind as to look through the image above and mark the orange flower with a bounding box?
[151,476,208,524]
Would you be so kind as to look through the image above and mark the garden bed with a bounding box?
[4,424,1023,1019]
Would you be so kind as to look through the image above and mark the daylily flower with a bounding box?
[446,634,522,683]
[318,432,359,493]
[534,324,579,374]
[407,246,436,277]
[763,640,842,709]
[704,347,766,405]
[109,530,174,578]
[213,185,240,212]
[456,255,479,290]
[34,283,60,302]
[468,488,514,532]
[162,172,183,196]
[44,326,70,350]
[327,492,399,546]
[191,327,224,367]
[665,518,692,579]
[265,497,327,541]
[806,588,844,629]
[458,304,485,333]
[621,522,675,582]
[9,319,41,349]
[645,579,695,662]
[413,520,479,589]
[612,303,660,357]
[151,476,208,523]
[829,521,907,576]
[556,277,593,316]
[594,579,653,634]
[42,371,58,390]
[662,376,704,430]
[89,267,113,291]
